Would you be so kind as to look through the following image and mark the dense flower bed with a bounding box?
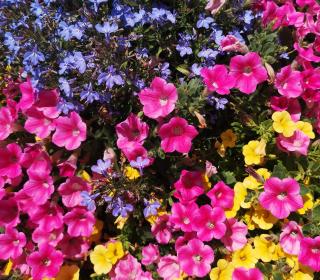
[0,0,320,279]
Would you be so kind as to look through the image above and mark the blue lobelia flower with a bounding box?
[80,191,99,211]
[91,159,111,176]
[130,156,150,175]
[97,65,124,89]
[196,14,214,29]
[107,196,134,218]
[143,199,161,217]
[23,47,45,66]
[80,83,100,104]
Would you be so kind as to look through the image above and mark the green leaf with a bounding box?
[272,162,288,179]
[313,205,320,222]
[273,272,283,280]
[176,65,190,76]
[222,171,236,184]
[300,184,309,195]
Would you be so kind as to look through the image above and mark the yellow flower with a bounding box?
[124,166,140,180]
[56,265,80,280]
[202,174,211,191]
[114,215,128,230]
[225,182,247,218]
[90,245,113,275]
[3,260,13,276]
[89,219,104,243]
[243,209,256,230]
[297,193,313,215]
[210,259,235,280]
[80,170,91,182]
[257,168,271,181]
[272,111,296,137]
[251,204,277,230]
[296,121,315,139]
[215,140,226,157]
[242,139,266,165]
[292,265,313,280]
[220,129,237,148]
[232,244,258,269]
[105,241,125,264]
[254,234,278,262]
[146,210,167,225]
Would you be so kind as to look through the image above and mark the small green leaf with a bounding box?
[176,65,190,76]
[273,272,283,280]
[222,171,237,184]
[313,205,320,222]
[272,162,288,179]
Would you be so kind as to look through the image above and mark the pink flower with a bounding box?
[259,177,303,219]
[175,232,197,252]
[177,238,214,277]
[220,35,249,54]
[116,113,149,149]
[112,254,143,280]
[0,107,15,140]
[270,97,302,121]
[151,214,173,244]
[299,236,320,272]
[29,202,64,232]
[142,244,160,266]
[58,235,89,259]
[18,79,35,112]
[200,65,235,95]
[58,176,91,208]
[157,255,182,280]
[0,227,26,260]
[275,66,303,98]
[276,130,310,156]
[63,207,95,237]
[302,68,320,90]
[0,143,22,178]
[32,227,63,247]
[26,244,63,280]
[193,205,226,241]
[33,88,60,118]
[173,170,205,202]
[294,42,320,63]
[170,202,198,232]
[139,77,178,119]
[24,108,56,139]
[158,117,198,153]
[221,218,248,252]
[280,221,303,255]
[205,0,226,15]
[229,52,268,94]
[207,181,234,209]
[22,172,54,205]
[0,197,20,228]
[232,268,263,280]
[52,111,86,150]
[57,154,77,177]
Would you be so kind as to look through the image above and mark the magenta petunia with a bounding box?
[158,117,198,153]
[275,66,303,98]
[177,238,214,277]
[221,218,248,252]
[63,207,95,237]
[0,197,20,228]
[116,113,149,149]
[0,143,23,178]
[276,130,310,156]
[280,221,303,255]
[141,244,160,266]
[58,176,91,208]
[0,227,26,260]
[298,236,320,272]
[0,107,15,140]
[173,170,205,203]
[193,205,226,241]
[112,254,143,280]
[169,202,198,232]
[259,177,303,219]
[220,35,249,53]
[207,181,234,209]
[32,227,64,247]
[157,255,182,280]
[151,214,173,244]
[58,235,90,259]
[26,244,63,280]
[232,267,263,280]
[18,79,35,112]
[138,77,178,119]
[229,52,268,94]
[200,65,235,95]
[57,154,77,177]
[52,111,87,150]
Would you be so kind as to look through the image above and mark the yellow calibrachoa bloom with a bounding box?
[251,204,277,230]
[202,174,212,191]
[272,111,296,137]
[225,182,247,218]
[56,265,80,280]
[296,121,315,139]
[124,166,140,180]
[254,234,278,262]
[232,244,258,269]
[114,215,128,230]
[209,259,234,280]
[292,264,314,280]
[105,241,125,264]
[146,209,168,225]
[243,209,256,230]
[297,193,313,215]
[90,245,113,275]
[242,139,266,165]
[220,129,237,148]
[80,170,91,182]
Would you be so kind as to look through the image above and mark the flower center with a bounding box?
[132,129,140,137]
[44,119,51,126]
[277,192,287,200]
[293,140,302,147]
[183,217,190,224]
[212,82,218,88]
[207,222,215,229]
[159,97,168,106]
[291,231,297,237]
[72,129,80,136]
[282,82,288,89]
[173,126,183,136]
[312,248,320,254]
[43,183,49,188]
[216,191,222,198]
[193,254,202,262]
[13,240,20,246]
[243,66,252,75]
[43,258,51,266]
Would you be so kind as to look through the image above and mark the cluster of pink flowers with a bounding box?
[0,79,93,279]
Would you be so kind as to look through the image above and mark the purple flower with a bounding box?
[91,159,111,176]
[98,65,124,89]
[198,48,218,59]
[208,96,228,110]
[59,52,86,74]
[143,199,161,217]
[59,77,72,97]
[95,22,118,35]
[80,191,99,211]
[23,47,45,66]
[107,197,134,217]
[130,156,150,175]
[89,0,108,12]
[80,83,100,103]
[196,14,214,29]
